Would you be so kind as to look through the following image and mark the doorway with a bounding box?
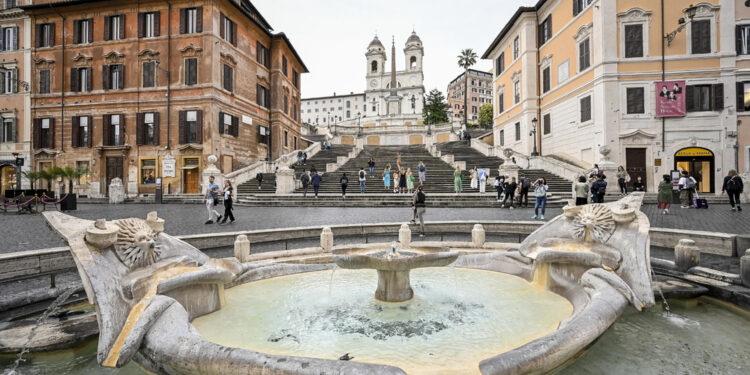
[625,148,647,189]
[1,164,16,197]
[105,156,124,197]
[674,147,714,193]
[182,157,200,194]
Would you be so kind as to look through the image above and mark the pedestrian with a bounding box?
[517,174,530,208]
[383,166,391,191]
[417,161,426,185]
[310,164,317,174]
[722,170,744,211]
[617,166,630,195]
[479,168,488,193]
[493,176,502,201]
[340,172,349,198]
[202,176,222,224]
[678,170,696,208]
[470,166,478,190]
[454,166,463,194]
[303,151,308,164]
[255,172,263,190]
[399,168,407,194]
[406,168,415,194]
[296,151,303,165]
[396,152,403,171]
[300,170,310,197]
[358,167,367,193]
[657,174,672,214]
[574,176,589,206]
[497,174,506,201]
[393,168,400,193]
[413,185,427,237]
[368,158,376,178]
[632,176,646,192]
[501,177,517,209]
[311,171,322,199]
[273,166,279,189]
[531,178,548,220]
[589,164,600,181]
[591,174,607,203]
[219,180,235,225]
[466,131,472,146]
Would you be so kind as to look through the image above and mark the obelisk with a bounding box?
[386,36,401,116]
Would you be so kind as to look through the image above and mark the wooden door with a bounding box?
[625,148,646,188]
[184,169,199,194]
[105,156,123,197]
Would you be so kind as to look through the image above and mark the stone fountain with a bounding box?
[333,242,459,302]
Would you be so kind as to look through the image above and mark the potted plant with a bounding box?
[21,171,41,194]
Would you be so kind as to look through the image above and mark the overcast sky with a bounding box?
[252,0,531,98]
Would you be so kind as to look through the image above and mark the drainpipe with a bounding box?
[535,11,542,156]
[166,0,172,150]
[661,0,666,152]
[267,37,273,161]
[50,5,65,153]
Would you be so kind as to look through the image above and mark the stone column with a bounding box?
[674,239,700,272]
[741,249,750,287]
[399,223,411,248]
[275,167,296,194]
[321,227,333,252]
[472,224,485,248]
[597,146,618,181]
[234,235,251,263]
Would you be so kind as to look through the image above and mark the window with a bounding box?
[543,113,551,135]
[257,84,270,108]
[137,112,158,145]
[36,23,55,48]
[513,80,520,104]
[346,110,350,118]
[139,12,159,38]
[257,42,271,69]
[499,129,504,146]
[72,115,90,148]
[294,103,298,121]
[282,55,288,77]
[580,95,592,123]
[1,117,15,143]
[513,36,520,60]
[70,67,92,92]
[578,38,590,71]
[223,64,233,92]
[472,106,477,114]
[293,136,297,149]
[624,24,643,58]
[4,0,17,9]
[220,13,236,46]
[184,58,197,86]
[104,15,125,41]
[103,64,124,90]
[626,87,645,114]
[1,26,18,51]
[179,110,202,144]
[76,161,90,185]
[218,112,238,137]
[143,61,155,88]
[514,122,520,141]
[739,82,750,112]
[39,70,50,94]
[497,92,504,113]
[181,7,202,34]
[283,95,289,114]
[691,20,710,54]
[542,67,551,93]
[73,19,92,44]
[538,16,552,46]
[573,0,593,17]
[258,125,269,144]
[0,68,17,94]
[141,159,156,184]
[686,84,723,112]
[284,130,288,147]
[737,25,750,55]
[106,114,124,146]
[371,60,378,73]
[37,118,54,148]
[293,69,299,88]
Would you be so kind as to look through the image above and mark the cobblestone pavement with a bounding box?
[1,203,746,255]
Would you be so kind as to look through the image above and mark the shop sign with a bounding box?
[675,147,713,158]
[162,155,176,177]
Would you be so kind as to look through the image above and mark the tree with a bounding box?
[60,166,90,194]
[457,49,478,129]
[478,104,493,128]
[422,89,449,125]
[22,171,40,190]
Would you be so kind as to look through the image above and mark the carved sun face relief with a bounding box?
[114,218,161,269]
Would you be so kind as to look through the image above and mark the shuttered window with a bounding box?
[538,16,552,47]
[543,113,551,135]
[497,92,504,113]
[138,12,160,38]
[104,15,125,41]
[624,24,643,58]
[691,20,711,54]
[39,70,50,94]
[184,58,197,86]
[499,129,504,146]
[136,112,159,145]
[515,122,521,141]
[180,7,202,34]
[686,84,723,112]
[36,23,55,48]
[219,13,237,46]
[143,61,155,88]
[578,38,590,71]
[256,42,270,69]
[102,64,124,90]
[73,19,93,44]
[223,64,233,92]
[542,67,551,93]
[293,69,299,88]
[71,116,91,148]
[1,26,18,51]
[179,110,202,144]
[580,95,592,123]
[737,25,750,55]
[495,52,504,76]
[626,87,645,114]
[282,55,288,76]
[257,84,270,108]
[1,117,15,143]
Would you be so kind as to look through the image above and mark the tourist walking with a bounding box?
[470,166,478,190]
[413,185,427,237]
[393,169,400,193]
[722,170,744,211]
[383,166,391,191]
[368,158,376,178]
[311,171,322,199]
[657,174,673,214]
[296,151,303,165]
[340,173,349,198]
[358,167,367,193]
[396,152,403,171]
[300,170,310,197]
[302,151,308,165]
[255,172,263,190]
[574,176,589,206]
[406,168,415,194]
[517,174,530,208]
[453,166,463,194]
[465,131,471,146]
[678,171,696,208]
[494,177,502,201]
[531,178,549,220]
[591,174,607,203]
[632,176,645,192]
[202,176,222,224]
[219,180,235,225]
[273,167,279,190]
[617,166,630,195]
[479,168,488,193]
[501,177,517,209]
[589,164,601,180]
[399,168,407,194]
[417,161,427,185]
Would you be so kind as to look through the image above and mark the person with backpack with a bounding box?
[358,167,367,193]
[311,171,322,199]
[501,177,517,209]
[678,170,696,208]
[300,170,311,197]
[412,185,427,237]
[255,172,263,190]
[574,176,589,206]
[417,161,427,185]
[368,158,376,178]
[591,174,607,203]
[340,172,349,198]
[531,178,548,220]
[657,174,673,214]
[518,174,531,208]
[722,170,744,211]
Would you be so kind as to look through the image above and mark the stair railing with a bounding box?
[226,142,322,187]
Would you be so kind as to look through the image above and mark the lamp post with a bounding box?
[426,108,432,136]
[357,112,362,138]
[529,117,539,156]
[664,4,698,47]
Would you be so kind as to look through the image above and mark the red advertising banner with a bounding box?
[655,80,686,117]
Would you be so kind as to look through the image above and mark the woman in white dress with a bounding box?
[470,166,478,190]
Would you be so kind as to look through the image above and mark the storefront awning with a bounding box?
[179,166,198,170]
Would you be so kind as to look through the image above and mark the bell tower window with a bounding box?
[410,56,417,69]
[371,60,378,73]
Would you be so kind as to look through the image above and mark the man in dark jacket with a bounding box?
[517,174,531,207]
[368,158,376,178]
[412,185,427,237]
[300,170,310,197]
[722,170,744,211]
[591,174,607,203]
[255,172,263,190]
[501,177,517,209]
[311,172,322,199]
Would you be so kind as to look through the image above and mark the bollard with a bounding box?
[234,235,251,263]
[741,249,750,287]
[321,227,333,252]
[399,223,411,248]
[472,224,486,248]
[674,239,700,272]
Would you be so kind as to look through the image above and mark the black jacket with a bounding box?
[723,175,744,193]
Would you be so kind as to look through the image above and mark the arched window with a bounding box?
[371,60,378,73]
[410,56,417,69]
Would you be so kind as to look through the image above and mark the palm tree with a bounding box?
[457,49,478,131]
[22,171,41,190]
[60,166,89,194]
[38,169,54,192]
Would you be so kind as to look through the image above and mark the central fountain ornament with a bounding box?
[333,241,459,302]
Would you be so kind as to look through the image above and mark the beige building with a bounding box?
[737,0,750,173]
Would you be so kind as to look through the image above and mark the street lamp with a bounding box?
[426,108,432,136]
[411,95,416,114]
[529,117,539,156]
[665,4,699,47]
[326,111,331,132]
